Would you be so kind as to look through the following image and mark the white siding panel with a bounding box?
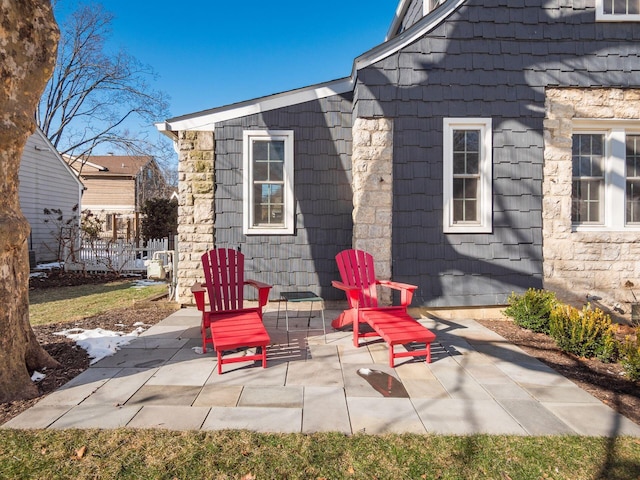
[18,130,83,264]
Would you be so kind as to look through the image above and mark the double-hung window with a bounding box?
[443,118,493,233]
[596,0,640,21]
[243,130,294,235]
[572,122,640,230]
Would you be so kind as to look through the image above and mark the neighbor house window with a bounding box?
[596,0,640,21]
[572,123,640,230]
[443,118,492,233]
[242,130,294,235]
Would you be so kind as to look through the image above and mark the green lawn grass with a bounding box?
[28,280,169,326]
[0,431,639,479]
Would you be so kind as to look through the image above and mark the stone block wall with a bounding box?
[543,88,640,313]
[352,117,394,304]
[175,130,215,304]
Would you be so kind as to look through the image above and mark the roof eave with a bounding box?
[160,77,353,132]
[157,0,465,133]
[357,0,466,71]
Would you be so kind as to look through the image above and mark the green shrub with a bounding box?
[549,304,618,362]
[503,288,558,334]
[619,331,640,381]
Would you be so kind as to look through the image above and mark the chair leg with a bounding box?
[201,322,208,353]
[217,350,223,374]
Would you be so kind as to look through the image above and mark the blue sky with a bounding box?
[54,0,397,122]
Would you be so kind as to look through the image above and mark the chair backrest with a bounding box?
[201,248,245,312]
[335,249,379,308]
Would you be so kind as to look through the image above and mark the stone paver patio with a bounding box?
[4,305,640,436]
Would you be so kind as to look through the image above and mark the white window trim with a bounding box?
[242,130,295,235]
[443,118,493,233]
[595,0,640,21]
[572,120,640,232]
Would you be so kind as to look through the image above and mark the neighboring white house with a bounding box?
[19,128,84,265]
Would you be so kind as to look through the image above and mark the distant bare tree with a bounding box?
[36,2,173,175]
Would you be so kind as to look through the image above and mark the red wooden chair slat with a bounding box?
[192,248,271,374]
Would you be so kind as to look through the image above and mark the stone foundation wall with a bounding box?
[352,117,393,303]
[175,131,215,304]
[544,88,640,315]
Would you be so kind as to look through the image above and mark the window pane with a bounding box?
[270,160,284,181]
[626,181,640,223]
[252,184,284,226]
[453,199,464,222]
[269,141,285,161]
[452,178,478,222]
[453,153,466,175]
[466,153,479,174]
[572,179,602,223]
[253,161,268,181]
[572,134,604,224]
[453,130,480,175]
[627,135,640,177]
[626,135,640,224]
[453,131,466,151]
[253,141,268,160]
[453,178,464,198]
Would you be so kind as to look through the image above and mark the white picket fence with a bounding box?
[64,238,169,274]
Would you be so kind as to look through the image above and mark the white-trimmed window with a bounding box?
[242,130,295,235]
[572,122,640,230]
[443,118,493,233]
[596,0,640,21]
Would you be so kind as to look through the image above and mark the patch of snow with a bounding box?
[192,347,204,355]
[131,279,166,288]
[33,262,64,271]
[54,325,148,365]
[31,371,46,382]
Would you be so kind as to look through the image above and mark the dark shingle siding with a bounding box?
[353,0,640,306]
[214,92,353,300]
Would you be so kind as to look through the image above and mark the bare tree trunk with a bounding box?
[0,0,61,402]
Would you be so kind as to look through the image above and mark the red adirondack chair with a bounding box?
[191,248,271,374]
[331,249,417,329]
[332,249,436,367]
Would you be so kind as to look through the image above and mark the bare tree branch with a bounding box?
[37,2,175,184]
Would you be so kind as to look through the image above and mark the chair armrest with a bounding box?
[191,282,207,311]
[332,280,362,308]
[377,280,418,307]
[245,279,272,309]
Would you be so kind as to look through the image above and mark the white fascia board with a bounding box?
[162,77,353,133]
[386,0,411,41]
[358,0,466,71]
